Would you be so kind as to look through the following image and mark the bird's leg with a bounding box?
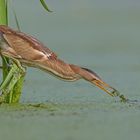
[0,59,25,90]
[1,67,23,103]
[12,58,26,75]
[0,64,18,102]
[0,64,15,91]
[1,55,12,68]
[0,55,12,72]
[0,60,26,103]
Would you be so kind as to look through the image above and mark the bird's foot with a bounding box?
[0,63,25,93]
[12,59,26,75]
[0,63,25,103]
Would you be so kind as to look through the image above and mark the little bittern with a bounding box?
[0,25,122,98]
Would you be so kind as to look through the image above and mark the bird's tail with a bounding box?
[70,64,120,97]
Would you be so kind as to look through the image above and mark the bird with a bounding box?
[0,25,123,99]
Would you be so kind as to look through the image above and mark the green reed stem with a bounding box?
[0,0,9,79]
[0,0,24,103]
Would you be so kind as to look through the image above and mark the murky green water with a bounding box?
[0,0,140,140]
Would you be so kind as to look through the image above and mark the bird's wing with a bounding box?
[0,25,57,61]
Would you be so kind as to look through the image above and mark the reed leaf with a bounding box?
[39,0,52,12]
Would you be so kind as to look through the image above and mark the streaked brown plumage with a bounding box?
[0,25,120,97]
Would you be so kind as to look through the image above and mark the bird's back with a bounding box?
[0,25,57,61]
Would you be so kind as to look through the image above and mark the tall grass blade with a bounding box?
[0,0,8,24]
[39,0,52,12]
[0,0,9,80]
[10,0,20,31]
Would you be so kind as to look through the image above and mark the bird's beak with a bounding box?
[77,67,127,101]
[77,67,120,97]
[91,79,120,97]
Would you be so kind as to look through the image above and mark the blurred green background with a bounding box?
[0,0,140,140]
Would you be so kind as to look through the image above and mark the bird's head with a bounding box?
[81,67,121,97]
[70,65,125,99]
